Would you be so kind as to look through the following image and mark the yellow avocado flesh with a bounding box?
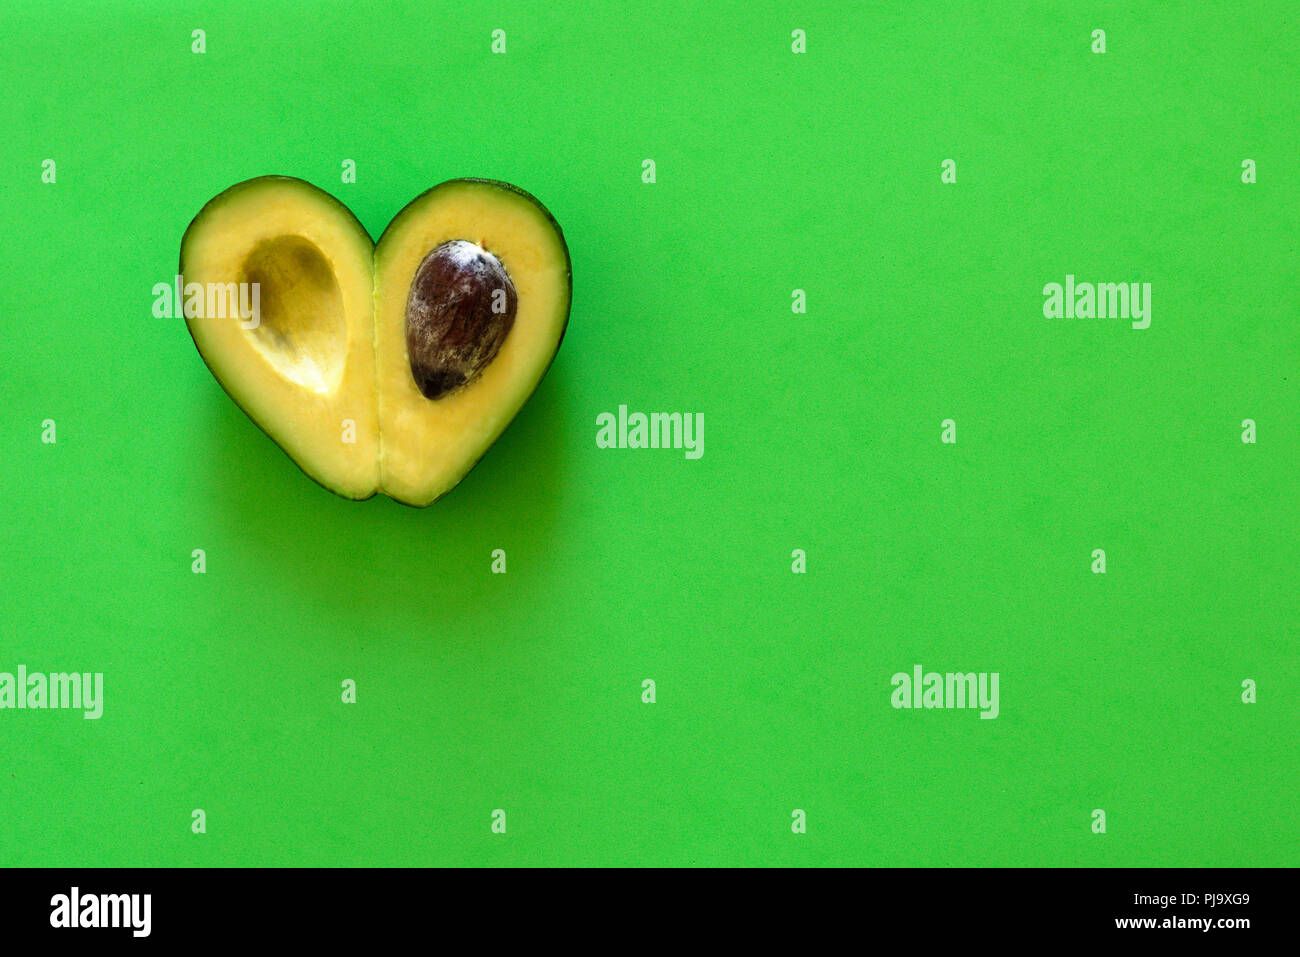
[180,177,570,506]
[374,180,571,507]
[180,177,380,499]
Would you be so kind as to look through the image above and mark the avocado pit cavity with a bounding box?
[242,235,347,394]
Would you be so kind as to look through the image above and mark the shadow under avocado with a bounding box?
[200,362,570,641]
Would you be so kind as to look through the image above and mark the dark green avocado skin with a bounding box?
[180,176,573,507]
[179,175,379,501]
[377,178,574,509]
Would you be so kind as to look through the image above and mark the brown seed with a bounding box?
[404,240,517,399]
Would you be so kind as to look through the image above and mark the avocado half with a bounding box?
[180,176,572,506]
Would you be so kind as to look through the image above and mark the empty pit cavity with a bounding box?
[241,236,347,393]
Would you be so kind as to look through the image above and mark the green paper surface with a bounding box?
[0,0,1295,867]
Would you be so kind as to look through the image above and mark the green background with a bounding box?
[1,1,1296,867]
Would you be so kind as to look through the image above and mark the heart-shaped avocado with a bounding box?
[179,177,571,506]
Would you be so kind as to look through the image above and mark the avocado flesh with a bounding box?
[181,176,570,506]
[374,179,571,507]
[180,176,380,499]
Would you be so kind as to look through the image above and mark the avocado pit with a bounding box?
[404,240,517,400]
